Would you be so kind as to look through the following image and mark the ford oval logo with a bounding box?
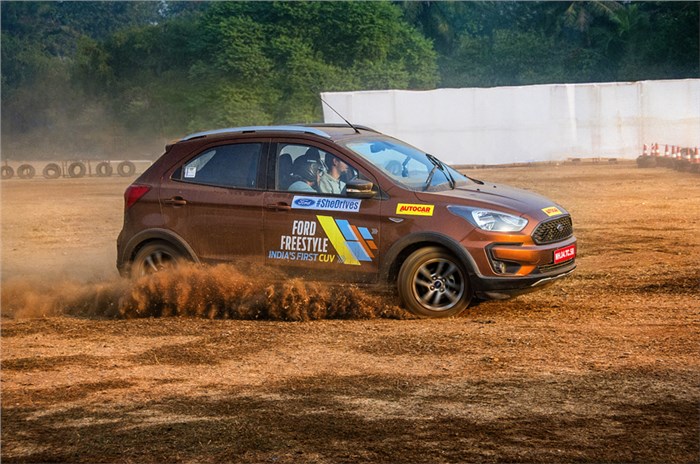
[294,198,315,207]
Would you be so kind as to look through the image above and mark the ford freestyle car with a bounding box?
[117,124,576,318]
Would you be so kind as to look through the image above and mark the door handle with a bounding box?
[265,202,291,211]
[163,196,187,206]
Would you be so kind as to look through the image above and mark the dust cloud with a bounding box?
[0,264,408,321]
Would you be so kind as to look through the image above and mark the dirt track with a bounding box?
[1,162,699,463]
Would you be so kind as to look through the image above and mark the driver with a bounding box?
[288,158,322,192]
[318,153,349,194]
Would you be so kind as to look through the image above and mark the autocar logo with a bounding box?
[556,223,565,232]
[395,203,434,216]
[294,198,316,207]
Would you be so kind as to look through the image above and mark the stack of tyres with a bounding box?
[0,160,138,179]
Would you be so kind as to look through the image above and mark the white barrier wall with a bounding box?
[321,79,700,165]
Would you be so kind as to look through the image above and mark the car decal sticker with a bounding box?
[292,196,361,212]
[395,203,434,216]
[542,206,563,217]
[268,216,377,266]
[335,218,376,261]
[269,220,333,263]
[317,216,362,265]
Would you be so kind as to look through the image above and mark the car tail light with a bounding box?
[124,184,151,210]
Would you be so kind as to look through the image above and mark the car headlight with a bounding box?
[448,206,528,232]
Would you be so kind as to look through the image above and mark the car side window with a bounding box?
[179,143,262,189]
[275,143,359,195]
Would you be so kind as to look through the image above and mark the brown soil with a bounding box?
[2,162,699,463]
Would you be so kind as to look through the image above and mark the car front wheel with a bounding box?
[397,247,471,318]
[131,241,184,277]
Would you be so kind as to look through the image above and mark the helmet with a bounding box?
[293,157,321,183]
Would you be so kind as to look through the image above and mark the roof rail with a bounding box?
[181,125,332,141]
[301,123,379,133]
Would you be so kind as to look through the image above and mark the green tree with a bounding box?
[1,1,167,158]
[75,1,438,138]
[3,0,697,160]
[400,1,698,87]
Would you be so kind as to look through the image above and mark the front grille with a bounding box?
[532,216,573,245]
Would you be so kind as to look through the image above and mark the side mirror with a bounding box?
[345,178,375,199]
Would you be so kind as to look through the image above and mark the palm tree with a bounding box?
[563,1,623,33]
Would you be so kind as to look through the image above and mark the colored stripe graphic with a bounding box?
[338,220,371,261]
[336,219,357,241]
[336,219,372,261]
[358,227,373,240]
[316,216,360,265]
[351,225,374,259]
[347,242,371,262]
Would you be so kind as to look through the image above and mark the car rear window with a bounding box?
[179,143,262,189]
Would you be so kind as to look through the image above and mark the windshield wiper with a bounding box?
[424,163,439,190]
[424,154,455,190]
[444,164,456,189]
[465,175,484,185]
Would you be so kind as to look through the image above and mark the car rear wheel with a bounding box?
[131,241,184,277]
[398,247,471,318]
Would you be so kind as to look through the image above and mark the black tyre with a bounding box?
[397,247,471,318]
[131,241,184,277]
[43,163,61,179]
[17,164,36,179]
[117,161,136,177]
[96,162,113,177]
[68,162,86,178]
[1,166,14,179]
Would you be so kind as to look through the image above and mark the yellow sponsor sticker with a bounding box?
[395,203,434,216]
[542,206,563,217]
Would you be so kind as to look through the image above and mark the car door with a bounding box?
[158,139,269,263]
[262,139,382,282]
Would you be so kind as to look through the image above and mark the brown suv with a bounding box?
[117,124,576,318]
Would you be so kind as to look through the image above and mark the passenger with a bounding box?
[288,158,322,193]
[318,154,349,194]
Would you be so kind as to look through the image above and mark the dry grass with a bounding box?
[2,162,699,462]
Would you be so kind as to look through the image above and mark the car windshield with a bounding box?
[340,136,469,191]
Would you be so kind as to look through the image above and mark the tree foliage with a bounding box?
[401,1,699,87]
[70,1,437,136]
[1,1,697,158]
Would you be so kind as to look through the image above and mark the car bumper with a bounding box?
[471,260,576,300]
[459,233,577,300]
